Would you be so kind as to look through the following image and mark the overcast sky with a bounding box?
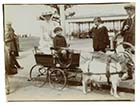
[3,3,130,35]
[70,3,127,18]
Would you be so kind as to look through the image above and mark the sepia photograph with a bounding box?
[3,2,135,101]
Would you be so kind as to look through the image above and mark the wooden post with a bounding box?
[113,20,115,31]
[78,23,81,38]
[88,22,90,31]
[119,20,121,30]
[59,5,66,35]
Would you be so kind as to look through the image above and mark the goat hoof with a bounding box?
[83,91,87,95]
[27,79,31,81]
[114,94,120,98]
[110,92,113,96]
[6,90,10,95]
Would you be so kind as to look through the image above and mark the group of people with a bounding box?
[89,4,135,80]
[4,4,135,79]
[37,4,135,80]
[38,9,110,54]
[38,10,70,62]
[89,4,135,53]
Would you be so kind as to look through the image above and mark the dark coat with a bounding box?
[90,26,110,51]
[121,16,135,46]
[53,35,67,48]
[5,45,17,75]
[53,35,70,65]
[5,27,19,56]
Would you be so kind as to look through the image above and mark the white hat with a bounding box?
[39,6,56,20]
[42,11,54,17]
[41,6,55,17]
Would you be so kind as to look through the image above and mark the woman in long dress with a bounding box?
[39,11,59,54]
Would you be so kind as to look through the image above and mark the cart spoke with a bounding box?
[49,68,67,90]
[29,65,48,87]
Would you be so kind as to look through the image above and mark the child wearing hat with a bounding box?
[53,26,70,65]
[53,26,68,49]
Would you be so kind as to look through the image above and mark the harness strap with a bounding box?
[85,55,125,84]
[87,57,94,73]
[83,71,125,75]
[106,56,111,84]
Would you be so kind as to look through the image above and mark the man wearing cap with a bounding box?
[89,17,110,53]
[120,4,135,47]
[39,10,59,54]
[116,4,135,80]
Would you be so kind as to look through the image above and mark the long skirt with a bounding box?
[5,46,17,75]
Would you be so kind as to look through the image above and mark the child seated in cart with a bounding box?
[53,26,71,67]
[53,26,69,49]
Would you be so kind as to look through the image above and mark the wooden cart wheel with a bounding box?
[49,68,67,90]
[29,64,48,87]
[116,42,134,61]
[116,42,135,67]
[116,42,135,54]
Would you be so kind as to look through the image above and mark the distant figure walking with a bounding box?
[5,22,23,70]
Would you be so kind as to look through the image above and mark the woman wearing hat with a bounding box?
[89,17,110,52]
[39,10,59,54]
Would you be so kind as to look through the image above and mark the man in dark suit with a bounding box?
[89,17,110,52]
[117,4,135,80]
[120,4,135,47]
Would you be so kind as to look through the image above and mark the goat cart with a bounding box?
[28,40,135,92]
[28,47,82,90]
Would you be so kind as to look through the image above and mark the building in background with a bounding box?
[65,4,128,38]
[4,3,128,38]
[66,14,127,38]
